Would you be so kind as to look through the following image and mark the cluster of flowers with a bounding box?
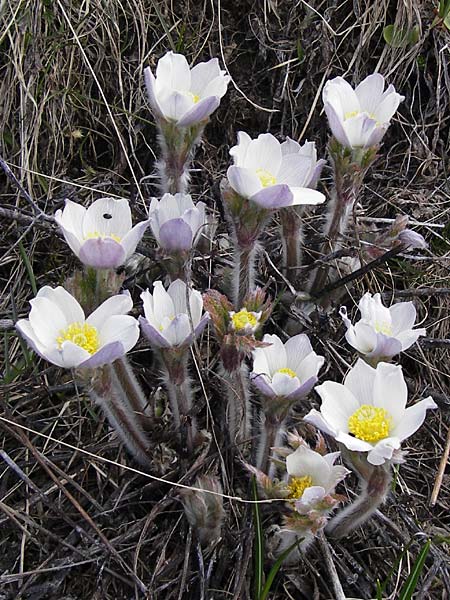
[15,50,436,551]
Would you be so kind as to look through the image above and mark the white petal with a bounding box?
[316,381,359,431]
[200,73,229,100]
[229,131,252,166]
[188,288,203,327]
[296,352,324,383]
[277,154,313,187]
[359,292,391,328]
[345,321,377,354]
[98,315,140,353]
[227,165,262,199]
[56,199,85,240]
[366,437,401,465]
[257,334,287,375]
[323,77,360,118]
[285,334,313,372]
[326,465,351,493]
[354,73,386,114]
[140,289,156,325]
[163,313,191,346]
[168,279,189,314]
[87,292,133,330]
[344,358,376,405]
[372,92,403,123]
[396,328,426,351]
[391,397,437,441]
[286,446,330,489]
[280,137,301,156]
[155,51,191,94]
[60,341,91,368]
[28,296,68,347]
[244,133,282,174]
[190,58,221,95]
[335,431,374,452]
[152,281,175,321]
[389,301,417,334]
[157,91,193,122]
[303,408,338,438]
[342,113,377,147]
[271,372,300,397]
[373,362,407,427]
[121,219,151,259]
[37,286,85,325]
[252,347,271,376]
[289,187,325,206]
[82,197,132,239]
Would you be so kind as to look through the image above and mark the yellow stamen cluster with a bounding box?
[256,168,276,188]
[84,231,122,243]
[287,475,313,499]
[277,367,297,378]
[374,320,393,336]
[56,322,99,355]
[231,309,258,332]
[348,404,391,443]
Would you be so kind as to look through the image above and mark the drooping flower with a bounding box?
[16,286,139,369]
[144,51,230,127]
[251,333,325,400]
[149,193,207,252]
[304,359,437,465]
[286,445,350,514]
[323,73,404,148]
[340,292,426,360]
[226,132,326,209]
[55,197,150,269]
[139,280,209,348]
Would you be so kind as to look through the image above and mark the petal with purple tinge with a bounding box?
[144,67,164,117]
[79,341,125,369]
[139,316,171,348]
[251,373,275,397]
[158,218,193,251]
[193,312,209,339]
[324,103,351,146]
[79,238,126,269]
[227,165,262,199]
[303,408,338,438]
[368,334,402,359]
[177,96,219,127]
[250,184,293,209]
[286,375,317,400]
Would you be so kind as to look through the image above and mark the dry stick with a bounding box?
[317,531,347,600]
[430,425,450,506]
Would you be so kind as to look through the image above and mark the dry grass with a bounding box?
[1,0,450,598]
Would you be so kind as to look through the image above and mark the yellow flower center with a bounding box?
[56,322,99,355]
[231,309,258,331]
[287,475,313,499]
[84,231,122,243]
[186,91,200,103]
[348,404,391,443]
[256,168,276,188]
[159,315,175,331]
[277,367,297,378]
[374,320,393,336]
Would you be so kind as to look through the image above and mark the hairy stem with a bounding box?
[280,208,303,284]
[233,242,257,309]
[222,362,251,452]
[111,357,152,428]
[326,463,392,539]
[256,414,285,475]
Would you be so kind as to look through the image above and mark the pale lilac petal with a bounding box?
[250,184,293,209]
[280,137,301,155]
[139,316,171,348]
[177,96,219,127]
[316,381,359,431]
[342,113,378,147]
[373,92,404,123]
[87,292,133,330]
[307,159,326,188]
[285,375,317,400]
[365,125,388,147]
[200,74,230,99]
[144,66,164,117]
[277,154,313,187]
[158,218,193,251]
[163,313,192,346]
[324,102,351,146]
[271,372,301,397]
[367,437,401,465]
[82,197,132,239]
[251,373,275,397]
[296,352,325,383]
[78,238,126,269]
[121,219,151,259]
[368,334,402,359]
[227,165,262,199]
[373,363,407,426]
[157,91,193,122]
[192,311,209,339]
[79,341,125,368]
[391,397,437,441]
[167,279,189,314]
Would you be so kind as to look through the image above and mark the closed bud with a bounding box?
[181,476,225,547]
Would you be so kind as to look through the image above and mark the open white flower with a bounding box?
[140,280,209,348]
[149,193,207,252]
[55,197,150,269]
[340,292,426,360]
[227,132,326,209]
[144,51,230,127]
[229,308,262,335]
[286,446,349,514]
[16,286,139,369]
[323,73,404,148]
[304,359,437,465]
[251,334,325,400]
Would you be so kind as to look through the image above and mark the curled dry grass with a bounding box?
[0,0,449,598]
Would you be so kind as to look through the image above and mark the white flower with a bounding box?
[16,287,139,369]
[149,193,207,252]
[139,280,209,348]
[144,51,230,127]
[304,359,437,466]
[340,292,426,360]
[229,308,262,335]
[285,445,349,514]
[251,334,325,400]
[323,73,404,148]
[227,132,326,209]
[55,197,150,269]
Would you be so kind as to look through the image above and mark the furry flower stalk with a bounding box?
[140,280,209,452]
[149,193,207,281]
[304,359,437,537]
[251,333,325,473]
[180,475,225,548]
[309,74,404,302]
[224,132,325,307]
[16,286,153,466]
[144,51,230,193]
[246,437,348,561]
[204,288,272,452]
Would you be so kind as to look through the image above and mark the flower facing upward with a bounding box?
[323,73,404,148]
[16,287,139,369]
[149,193,207,252]
[144,51,230,127]
[251,334,325,400]
[340,292,426,360]
[139,280,209,348]
[226,132,326,209]
[229,308,262,335]
[55,197,151,269]
[285,445,350,514]
[304,359,437,465]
